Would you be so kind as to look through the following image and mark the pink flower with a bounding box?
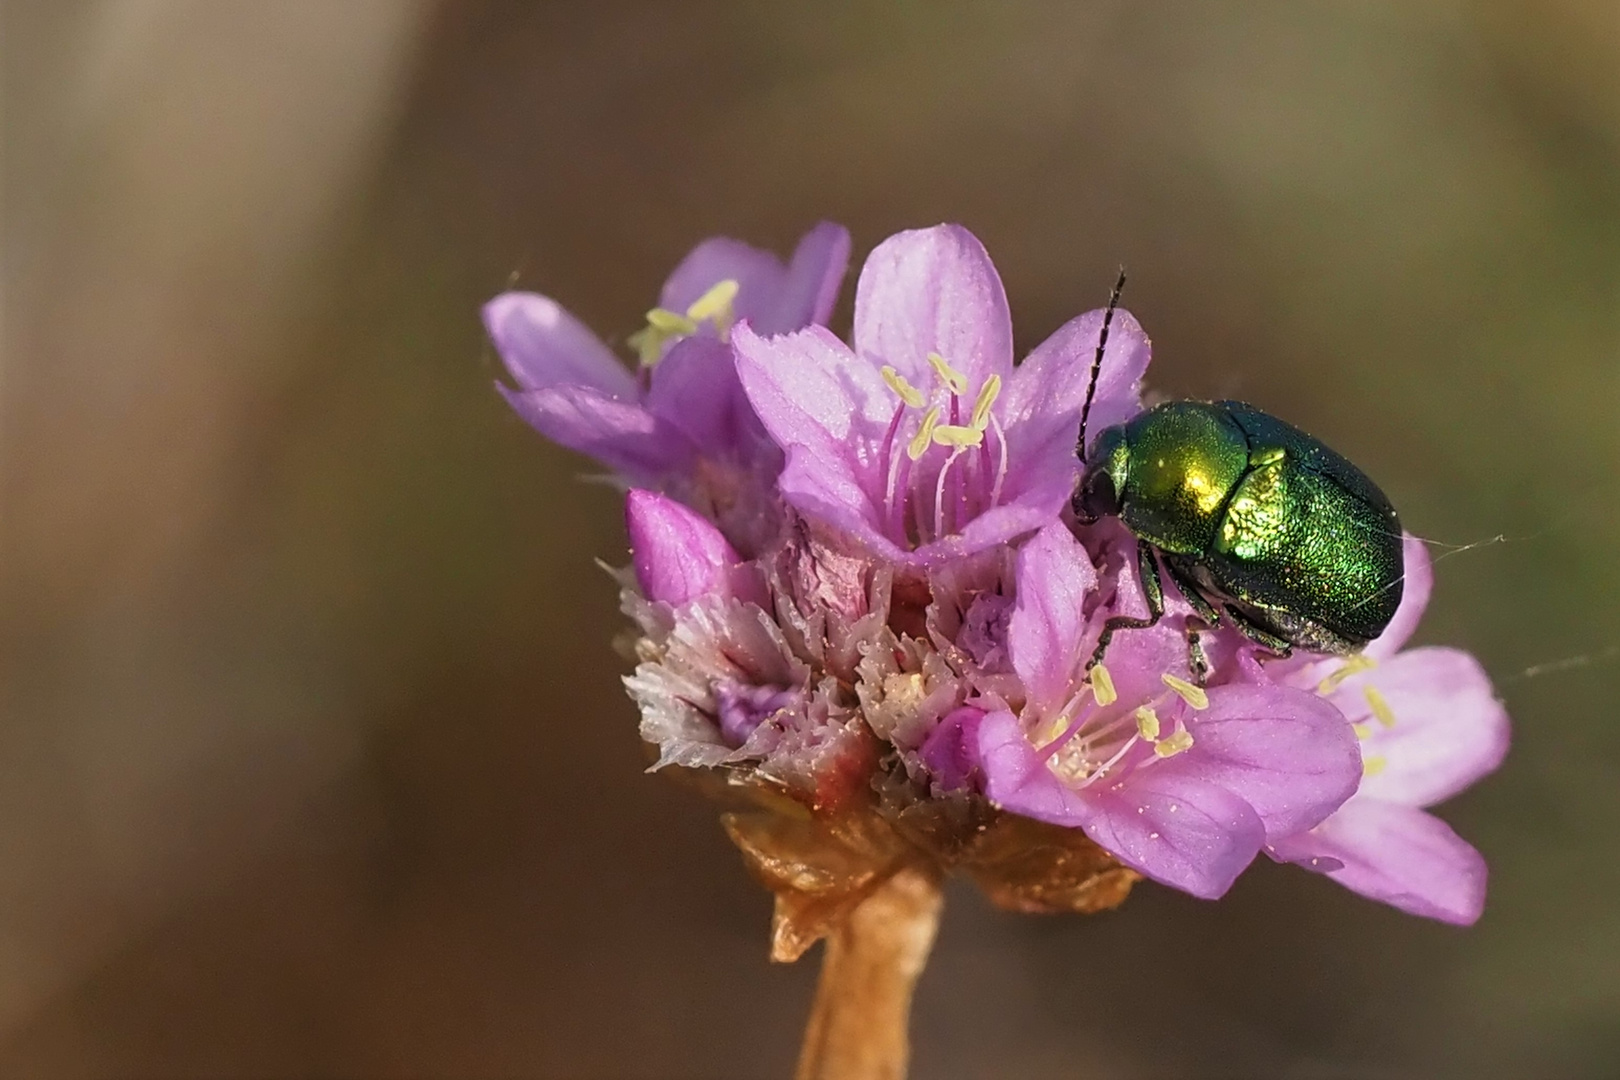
[486,223,851,551]
[959,523,1363,899]
[732,225,1147,565]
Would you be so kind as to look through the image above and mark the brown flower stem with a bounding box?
[793,866,944,1080]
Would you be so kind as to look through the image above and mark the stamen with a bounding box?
[931,423,984,448]
[1161,673,1209,710]
[970,374,1002,430]
[933,448,963,540]
[1154,729,1195,758]
[646,308,698,335]
[1317,653,1377,695]
[1090,663,1118,706]
[1135,705,1161,741]
[1363,685,1397,728]
[1363,755,1387,776]
[683,278,739,328]
[907,406,941,461]
[988,412,1009,509]
[627,326,662,366]
[927,351,969,395]
[1352,722,1373,740]
[881,365,927,409]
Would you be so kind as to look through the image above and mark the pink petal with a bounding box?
[974,712,1266,900]
[644,336,765,458]
[1178,684,1363,840]
[659,239,786,326]
[775,221,852,332]
[918,706,988,792]
[1007,523,1096,709]
[1004,307,1150,465]
[625,489,741,606]
[975,709,1092,824]
[1073,768,1267,901]
[991,308,1151,530]
[499,383,692,479]
[484,292,636,399]
[852,225,1013,392]
[732,323,896,553]
[1271,799,1487,925]
[1335,647,1510,807]
[1365,533,1433,661]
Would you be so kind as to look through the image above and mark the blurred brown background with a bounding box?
[4,2,1618,1076]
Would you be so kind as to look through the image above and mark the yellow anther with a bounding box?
[1161,673,1209,710]
[1352,722,1373,740]
[1363,684,1397,729]
[627,327,662,366]
[1317,653,1377,695]
[1154,730,1195,758]
[931,423,984,448]
[881,365,927,409]
[1135,706,1161,741]
[970,374,1002,430]
[907,406,941,460]
[645,308,698,335]
[927,351,970,395]
[1363,755,1387,777]
[1090,662,1118,707]
[683,278,739,328]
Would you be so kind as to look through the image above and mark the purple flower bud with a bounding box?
[625,489,739,606]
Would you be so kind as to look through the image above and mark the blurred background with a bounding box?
[4,1,1617,1076]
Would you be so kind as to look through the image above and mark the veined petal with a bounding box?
[1365,534,1433,661]
[484,292,636,399]
[974,711,1265,899]
[645,336,765,459]
[1178,683,1363,841]
[853,225,1013,391]
[1335,647,1509,807]
[499,383,692,480]
[733,323,894,548]
[1005,307,1150,461]
[770,221,853,333]
[625,489,741,606]
[660,238,786,325]
[1069,768,1267,901]
[1270,799,1487,925]
[1008,523,1096,709]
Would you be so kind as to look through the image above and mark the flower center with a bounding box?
[1034,665,1208,787]
[876,352,1007,548]
[629,278,741,366]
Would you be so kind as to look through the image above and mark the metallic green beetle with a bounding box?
[1072,278,1404,681]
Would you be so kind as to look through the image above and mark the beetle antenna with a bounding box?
[1077,267,1127,464]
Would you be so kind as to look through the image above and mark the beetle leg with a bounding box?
[1161,562,1223,685]
[1088,541,1164,671]
[1221,604,1294,661]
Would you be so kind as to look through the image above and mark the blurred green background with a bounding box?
[4,2,1617,1076]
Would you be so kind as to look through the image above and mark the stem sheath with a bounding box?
[793,867,943,1080]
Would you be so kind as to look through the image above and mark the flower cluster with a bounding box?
[489,223,1509,925]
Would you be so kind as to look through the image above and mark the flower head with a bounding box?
[496,222,1508,933]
